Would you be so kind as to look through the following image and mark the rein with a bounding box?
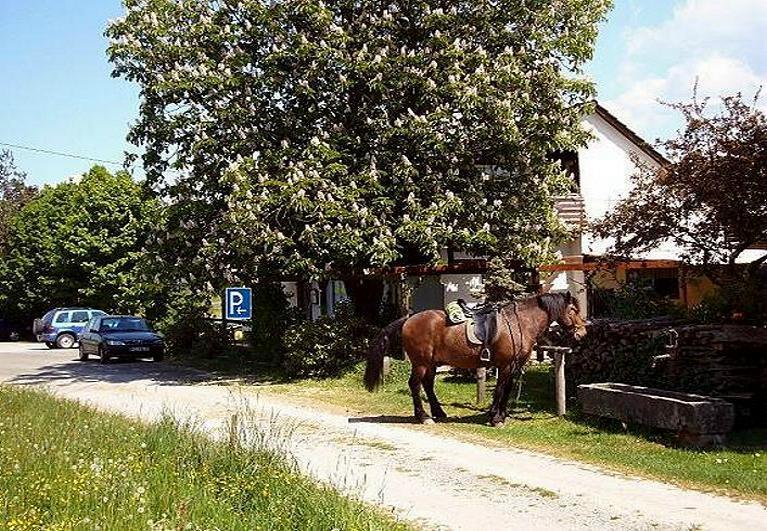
[501,301,524,372]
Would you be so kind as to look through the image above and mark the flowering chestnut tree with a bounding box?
[107,0,609,292]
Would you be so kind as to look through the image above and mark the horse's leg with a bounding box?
[423,367,447,420]
[499,365,523,420]
[488,365,513,427]
[408,365,431,424]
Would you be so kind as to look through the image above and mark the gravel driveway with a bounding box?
[1,342,765,530]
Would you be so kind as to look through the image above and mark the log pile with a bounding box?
[566,317,682,390]
[566,319,767,426]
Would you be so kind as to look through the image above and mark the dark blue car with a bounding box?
[78,315,164,363]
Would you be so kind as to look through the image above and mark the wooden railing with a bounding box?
[554,193,586,230]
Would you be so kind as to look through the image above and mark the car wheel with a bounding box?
[45,342,56,349]
[78,343,88,361]
[98,346,109,364]
[56,333,76,349]
[153,352,164,363]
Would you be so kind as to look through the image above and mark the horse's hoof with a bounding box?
[422,418,435,425]
[489,419,505,427]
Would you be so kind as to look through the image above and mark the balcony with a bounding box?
[554,193,586,230]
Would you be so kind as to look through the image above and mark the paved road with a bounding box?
[1,342,766,531]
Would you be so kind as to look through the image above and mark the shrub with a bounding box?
[588,278,681,320]
[155,293,225,359]
[688,275,767,325]
[282,301,378,379]
[250,283,301,363]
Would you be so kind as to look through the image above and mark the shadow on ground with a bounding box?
[6,357,217,387]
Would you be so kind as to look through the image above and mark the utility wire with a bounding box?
[0,141,122,166]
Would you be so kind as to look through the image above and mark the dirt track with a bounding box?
[2,342,765,530]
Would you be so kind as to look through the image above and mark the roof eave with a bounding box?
[593,103,671,167]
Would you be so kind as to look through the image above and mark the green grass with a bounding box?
[256,360,767,503]
[0,386,410,531]
[475,474,558,499]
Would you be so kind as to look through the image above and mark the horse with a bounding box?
[364,292,587,426]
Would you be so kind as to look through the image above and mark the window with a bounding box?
[627,268,680,299]
[71,311,89,323]
[91,310,106,318]
[99,317,150,332]
[54,312,70,324]
[550,150,580,187]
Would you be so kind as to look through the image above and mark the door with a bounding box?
[81,317,100,353]
[410,276,445,312]
[69,310,91,338]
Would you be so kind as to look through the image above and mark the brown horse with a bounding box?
[364,292,587,426]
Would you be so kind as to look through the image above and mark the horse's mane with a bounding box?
[534,292,573,321]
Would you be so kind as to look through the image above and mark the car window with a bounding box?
[42,310,56,324]
[86,317,97,331]
[91,310,106,318]
[54,312,70,324]
[100,317,150,332]
[71,311,89,323]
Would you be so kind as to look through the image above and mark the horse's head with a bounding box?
[539,292,587,341]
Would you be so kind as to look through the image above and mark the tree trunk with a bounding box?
[343,276,384,324]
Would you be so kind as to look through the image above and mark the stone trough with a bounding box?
[577,383,735,447]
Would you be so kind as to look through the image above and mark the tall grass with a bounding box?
[0,386,409,530]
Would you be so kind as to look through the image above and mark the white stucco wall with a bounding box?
[577,112,681,260]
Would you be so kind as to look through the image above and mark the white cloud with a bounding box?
[606,54,767,139]
[605,0,767,141]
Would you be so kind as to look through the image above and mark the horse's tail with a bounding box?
[364,316,408,392]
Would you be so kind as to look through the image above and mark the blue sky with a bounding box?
[1,0,765,186]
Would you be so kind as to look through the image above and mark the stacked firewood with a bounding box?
[565,317,682,390]
[566,319,767,425]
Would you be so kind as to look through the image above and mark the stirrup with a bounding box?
[480,347,491,362]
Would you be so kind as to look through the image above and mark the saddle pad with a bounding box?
[466,319,482,345]
[445,301,468,324]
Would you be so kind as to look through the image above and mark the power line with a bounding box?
[0,141,122,166]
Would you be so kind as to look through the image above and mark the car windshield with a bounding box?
[100,318,151,332]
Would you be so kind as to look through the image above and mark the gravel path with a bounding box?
[1,343,766,530]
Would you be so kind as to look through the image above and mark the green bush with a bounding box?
[250,283,301,363]
[156,294,225,359]
[589,279,682,320]
[282,301,378,379]
[688,276,767,325]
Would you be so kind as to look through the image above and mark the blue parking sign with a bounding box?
[225,287,252,320]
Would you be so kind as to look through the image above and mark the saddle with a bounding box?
[448,299,500,362]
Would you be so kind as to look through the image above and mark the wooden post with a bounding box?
[476,367,486,405]
[553,350,566,416]
[228,413,239,447]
